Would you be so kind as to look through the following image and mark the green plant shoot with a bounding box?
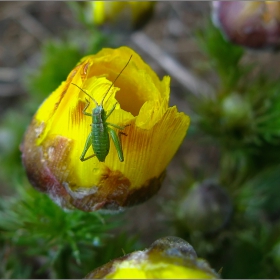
[72,56,132,162]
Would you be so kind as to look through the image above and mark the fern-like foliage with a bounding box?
[0,181,136,278]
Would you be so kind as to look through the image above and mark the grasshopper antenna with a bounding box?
[71,83,98,107]
[100,55,132,106]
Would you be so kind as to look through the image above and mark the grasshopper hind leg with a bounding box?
[108,127,129,162]
[80,132,96,161]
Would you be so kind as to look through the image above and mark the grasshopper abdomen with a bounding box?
[91,107,110,162]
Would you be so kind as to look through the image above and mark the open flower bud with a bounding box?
[21,47,190,212]
[84,1,156,30]
[177,181,232,233]
[212,1,280,50]
[85,236,219,279]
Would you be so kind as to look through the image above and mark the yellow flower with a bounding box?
[21,47,190,211]
[85,236,219,279]
[88,1,155,29]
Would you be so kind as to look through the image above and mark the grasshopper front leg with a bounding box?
[82,98,92,116]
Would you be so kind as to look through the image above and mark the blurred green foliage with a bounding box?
[0,181,140,278]
[173,22,280,279]
[26,41,81,99]
[196,21,245,91]
[0,110,29,184]
[193,22,280,186]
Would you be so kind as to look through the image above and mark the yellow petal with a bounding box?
[85,237,219,279]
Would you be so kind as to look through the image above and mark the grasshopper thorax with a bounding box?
[93,105,106,124]
[93,105,103,115]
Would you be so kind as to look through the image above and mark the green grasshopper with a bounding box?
[72,55,132,162]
